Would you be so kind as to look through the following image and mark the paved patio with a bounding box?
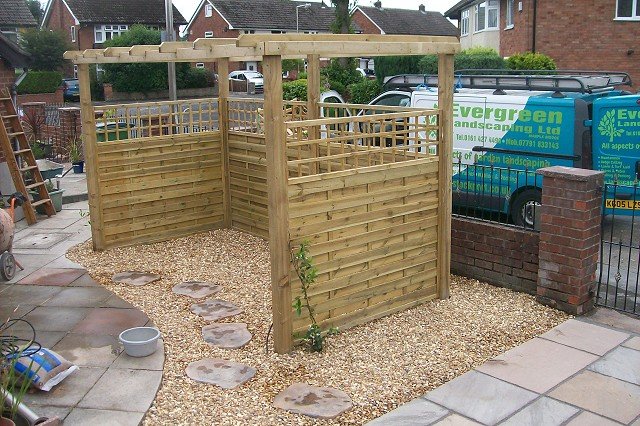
[368,308,640,426]
[0,200,164,425]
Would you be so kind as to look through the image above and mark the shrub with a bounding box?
[20,29,69,71]
[297,71,308,80]
[419,47,506,75]
[178,67,214,89]
[347,79,382,104]
[375,56,422,85]
[506,52,557,71]
[16,71,62,94]
[283,79,308,101]
[321,58,363,99]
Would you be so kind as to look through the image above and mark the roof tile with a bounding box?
[64,0,187,25]
[358,5,458,36]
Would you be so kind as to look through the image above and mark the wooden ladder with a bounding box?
[0,92,55,224]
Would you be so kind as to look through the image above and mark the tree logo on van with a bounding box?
[598,110,624,142]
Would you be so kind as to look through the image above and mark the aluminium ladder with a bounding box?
[0,92,55,224]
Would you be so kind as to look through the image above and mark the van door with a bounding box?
[592,95,640,213]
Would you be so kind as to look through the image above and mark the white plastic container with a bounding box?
[119,327,160,357]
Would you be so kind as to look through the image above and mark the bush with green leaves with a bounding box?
[283,79,308,101]
[178,67,215,89]
[16,71,62,94]
[321,58,363,99]
[506,52,557,71]
[347,79,382,104]
[374,56,422,85]
[419,47,506,75]
[20,29,69,71]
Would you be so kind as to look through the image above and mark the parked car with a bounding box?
[228,70,264,93]
[356,68,375,78]
[62,78,80,101]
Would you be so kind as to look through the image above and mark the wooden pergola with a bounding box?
[65,34,460,353]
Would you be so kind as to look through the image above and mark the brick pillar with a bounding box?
[103,83,113,101]
[59,107,81,159]
[536,166,604,315]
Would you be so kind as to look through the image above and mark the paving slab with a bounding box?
[365,398,448,426]
[72,307,149,335]
[42,286,113,308]
[172,281,221,298]
[432,413,482,425]
[186,358,256,389]
[476,338,598,393]
[540,319,629,355]
[112,339,164,371]
[273,383,353,419]
[52,333,122,367]
[499,396,579,426]
[190,299,242,321]
[588,346,640,385]
[100,295,135,309]
[13,232,73,250]
[202,323,252,349]
[69,273,100,287]
[623,337,640,351]
[12,329,67,349]
[27,404,71,422]
[581,308,640,335]
[22,367,106,407]
[64,408,145,426]
[564,411,622,426]
[23,306,90,332]
[18,268,86,286]
[78,368,162,412]
[0,285,61,307]
[112,271,161,286]
[549,370,640,424]
[425,371,537,425]
[45,256,84,269]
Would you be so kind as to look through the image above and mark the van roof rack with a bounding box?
[382,70,632,94]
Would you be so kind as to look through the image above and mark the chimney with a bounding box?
[419,4,426,12]
[374,1,382,9]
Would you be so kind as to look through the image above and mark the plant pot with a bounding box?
[31,189,65,214]
[0,416,15,426]
[72,161,84,174]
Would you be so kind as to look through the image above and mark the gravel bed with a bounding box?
[67,229,569,425]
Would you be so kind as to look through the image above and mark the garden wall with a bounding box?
[288,159,441,335]
[451,217,539,294]
[95,132,224,248]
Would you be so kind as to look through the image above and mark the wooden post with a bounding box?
[218,58,232,228]
[78,63,105,250]
[437,54,454,299]
[263,54,292,353]
[306,54,320,174]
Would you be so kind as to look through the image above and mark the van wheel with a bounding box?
[511,189,542,228]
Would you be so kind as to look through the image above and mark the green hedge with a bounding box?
[16,71,62,94]
[347,79,382,105]
[177,67,215,89]
[506,52,557,71]
[419,47,506,75]
[374,56,422,85]
[283,79,308,101]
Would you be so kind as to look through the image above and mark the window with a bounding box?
[196,63,205,68]
[461,9,469,35]
[205,4,213,17]
[475,1,499,32]
[506,0,514,28]
[94,24,128,43]
[243,30,255,34]
[616,0,639,18]
[204,31,213,38]
[70,26,76,42]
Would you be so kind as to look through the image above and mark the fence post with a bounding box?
[536,166,603,314]
[306,54,320,175]
[263,54,292,353]
[78,63,105,250]
[437,53,454,299]
[217,58,231,228]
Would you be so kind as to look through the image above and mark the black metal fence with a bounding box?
[598,182,640,315]
[452,160,542,230]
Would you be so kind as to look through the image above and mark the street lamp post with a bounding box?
[296,3,312,33]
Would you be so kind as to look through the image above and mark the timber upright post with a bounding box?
[306,54,320,175]
[437,53,454,299]
[263,54,293,353]
[218,58,232,228]
[77,63,105,250]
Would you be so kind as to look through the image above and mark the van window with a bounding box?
[372,93,411,107]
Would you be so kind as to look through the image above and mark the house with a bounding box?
[351,1,458,70]
[0,0,38,43]
[185,0,336,72]
[42,0,187,77]
[445,0,639,88]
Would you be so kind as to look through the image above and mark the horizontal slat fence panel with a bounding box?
[95,131,224,248]
[288,158,440,337]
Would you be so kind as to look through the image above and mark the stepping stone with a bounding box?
[190,299,242,321]
[185,358,255,389]
[273,383,353,419]
[172,281,222,299]
[112,272,160,286]
[202,323,252,349]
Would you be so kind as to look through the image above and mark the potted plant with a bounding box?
[1,325,33,426]
[69,139,84,174]
[31,180,64,214]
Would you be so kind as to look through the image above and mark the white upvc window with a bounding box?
[506,0,515,28]
[196,63,205,68]
[616,0,640,19]
[70,25,76,42]
[461,9,469,35]
[94,24,128,43]
[204,31,213,38]
[205,4,213,17]
[475,1,499,32]
[243,29,255,34]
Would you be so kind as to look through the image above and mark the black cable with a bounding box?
[1,318,41,367]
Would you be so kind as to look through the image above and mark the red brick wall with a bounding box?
[451,217,540,294]
[500,0,534,55]
[0,60,15,94]
[16,87,64,106]
[500,0,639,88]
[187,5,242,73]
[352,9,383,34]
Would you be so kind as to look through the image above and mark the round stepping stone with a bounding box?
[172,281,222,299]
[202,323,252,349]
[273,383,353,419]
[190,299,242,321]
[186,358,255,389]
[112,271,161,286]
